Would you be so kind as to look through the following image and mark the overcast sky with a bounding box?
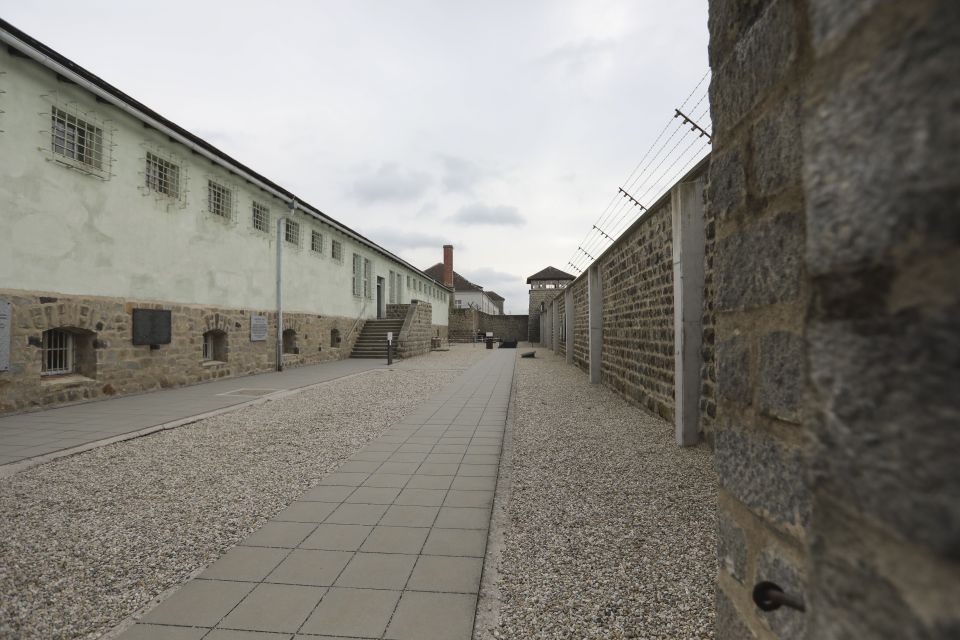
[2,1,709,313]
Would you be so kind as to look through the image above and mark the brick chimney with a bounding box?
[443,244,454,289]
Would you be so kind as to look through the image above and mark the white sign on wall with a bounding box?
[250,315,268,341]
[0,299,9,371]
[387,331,393,344]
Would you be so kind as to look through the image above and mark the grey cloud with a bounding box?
[450,203,524,226]
[538,38,617,75]
[365,228,449,251]
[438,154,487,193]
[351,163,432,203]
[459,267,523,288]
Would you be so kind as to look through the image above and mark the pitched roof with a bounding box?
[526,266,576,283]
[422,264,483,292]
[486,291,505,301]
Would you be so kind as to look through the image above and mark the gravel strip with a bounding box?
[493,350,717,639]
[0,347,486,639]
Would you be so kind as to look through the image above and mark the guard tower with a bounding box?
[527,266,575,342]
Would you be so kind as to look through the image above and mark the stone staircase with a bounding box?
[350,317,404,359]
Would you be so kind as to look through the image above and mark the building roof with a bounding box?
[422,264,483,292]
[0,18,450,292]
[486,291,505,301]
[526,266,576,283]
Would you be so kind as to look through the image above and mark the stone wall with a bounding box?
[0,289,361,414]
[449,308,528,343]
[394,302,433,359]
[708,0,959,637]
[527,288,559,342]
[449,308,477,342]
[599,201,676,422]
[570,279,588,370]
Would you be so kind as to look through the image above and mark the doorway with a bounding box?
[377,277,385,318]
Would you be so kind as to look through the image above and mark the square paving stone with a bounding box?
[405,475,454,490]
[461,454,499,465]
[300,485,355,502]
[434,507,490,530]
[337,460,381,473]
[378,462,421,474]
[318,472,369,486]
[325,503,388,525]
[397,443,432,452]
[425,453,463,464]
[300,524,372,551]
[388,452,428,463]
[395,488,447,506]
[142,579,253,627]
[379,505,440,527]
[457,464,498,477]
[220,583,325,633]
[265,549,353,586]
[385,591,476,640]
[300,587,400,638]
[334,552,416,589]
[443,490,494,509]
[407,556,483,593]
[206,630,290,640]
[433,444,468,454]
[345,486,402,504]
[450,476,496,491]
[362,442,400,452]
[200,546,289,581]
[239,521,316,549]
[275,501,339,523]
[363,473,411,488]
[118,624,206,640]
[418,463,460,476]
[350,450,393,462]
[422,528,488,557]
[360,526,430,554]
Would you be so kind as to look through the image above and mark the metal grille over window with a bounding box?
[285,220,300,245]
[332,240,343,262]
[208,180,232,219]
[145,152,180,198]
[352,254,362,296]
[41,329,73,375]
[363,258,372,299]
[252,201,270,232]
[311,230,323,254]
[51,107,104,170]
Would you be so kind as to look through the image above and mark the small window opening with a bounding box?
[203,329,228,362]
[283,329,299,355]
[330,328,342,348]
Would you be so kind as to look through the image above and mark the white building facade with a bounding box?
[0,22,450,413]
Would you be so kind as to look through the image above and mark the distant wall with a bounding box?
[449,308,527,343]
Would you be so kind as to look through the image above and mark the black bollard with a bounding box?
[387,339,393,365]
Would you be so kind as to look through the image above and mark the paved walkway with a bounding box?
[0,359,384,468]
[119,349,515,640]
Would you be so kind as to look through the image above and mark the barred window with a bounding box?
[208,180,232,218]
[352,253,362,296]
[203,330,227,362]
[389,271,396,304]
[332,240,343,262]
[252,201,270,232]
[285,219,300,245]
[311,230,323,254]
[41,328,74,375]
[51,107,103,169]
[363,258,372,299]
[145,152,180,198]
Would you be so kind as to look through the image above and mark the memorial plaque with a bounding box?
[387,331,393,344]
[0,299,10,371]
[250,315,268,341]
[132,308,172,346]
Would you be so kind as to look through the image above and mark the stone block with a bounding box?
[756,547,806,638]
[804,1,960,276]
[758,331,802,422]
[718,509,748,582]
[715,426,810,531]
[715,585,757,640]
[752,92,802,198]
[716,335,750,405]
[707,0,773,68]
[706,145,746,220]
[716,210,803,311]
[711,0,799,133]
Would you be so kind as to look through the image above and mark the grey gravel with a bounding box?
[493,350,717,639]
[0,347,487,640]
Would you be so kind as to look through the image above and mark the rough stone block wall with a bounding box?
[598,201,676,422]
[527,288,559,342]
[448,308,478,342]
[707,0,811,636]
[700,179,718,444]
[395,302,433,359]
[571,279,588,371]
[557,298,566,357]
[478,314,528,342]
[0,289,359,414]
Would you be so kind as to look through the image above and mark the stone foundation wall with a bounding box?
[571,280,588,370]
[395,302,433,359]
[449,308,527,343]
[527,288,559,342]
[448,308,477,342]
[598,201,676,422]
[0,289,360,414]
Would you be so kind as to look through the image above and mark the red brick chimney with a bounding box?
[443,244,454,288]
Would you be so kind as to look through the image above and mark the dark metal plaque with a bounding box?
[132,308,172,345]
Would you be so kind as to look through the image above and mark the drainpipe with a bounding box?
[276,200,295,371]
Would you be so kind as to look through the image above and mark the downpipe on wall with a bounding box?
[276,200,295,371]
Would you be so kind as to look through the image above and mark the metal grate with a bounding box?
[352,254,362,296]
[363,258,372,299]
[285,219,300,245]
[51,107,103,169]
[41,329,73,375]
[252,201,270,232]
[332,239,343,262]
[145,152,180,197]
[208,180,232,218]
[311,230,323,254]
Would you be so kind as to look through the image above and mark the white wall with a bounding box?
[0,47,449,326]
[455,291,499,315]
